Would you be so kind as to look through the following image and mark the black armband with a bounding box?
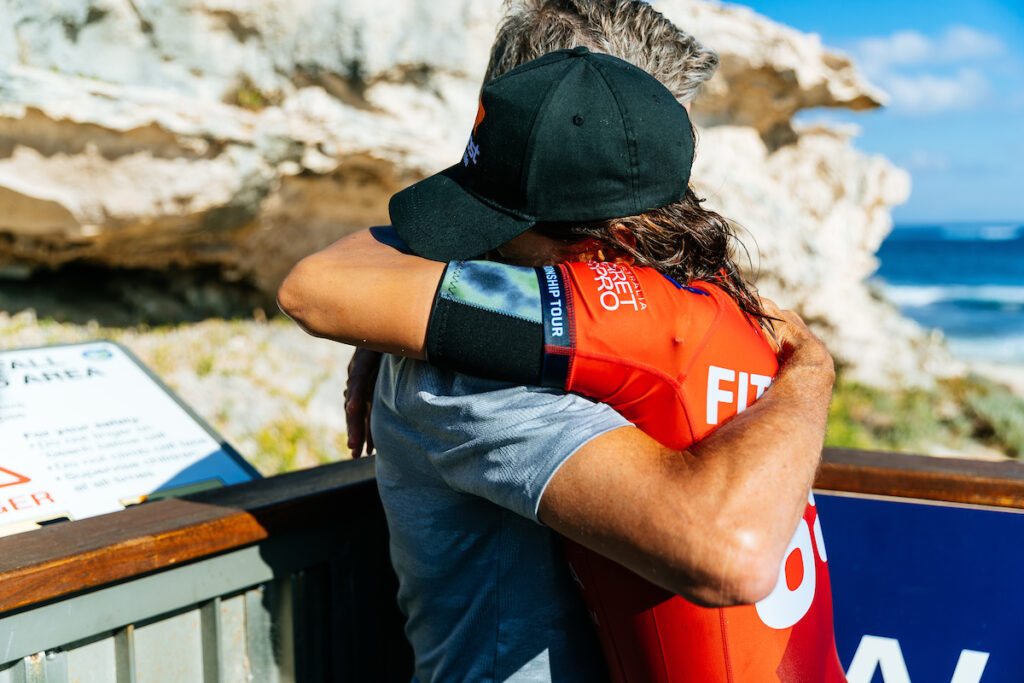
[425,260,545,385]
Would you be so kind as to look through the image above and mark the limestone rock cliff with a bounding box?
[662,1,956,386]
[0,0,954,387]
[0,0,498,290]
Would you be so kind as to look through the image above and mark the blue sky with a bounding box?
[731,0,1024,224]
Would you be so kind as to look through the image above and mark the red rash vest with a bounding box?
[425,256,846,682]
[544,261,845,683]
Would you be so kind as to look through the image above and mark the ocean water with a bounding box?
[872,222,1024,364]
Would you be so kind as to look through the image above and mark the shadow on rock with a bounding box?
[0,263,276,327]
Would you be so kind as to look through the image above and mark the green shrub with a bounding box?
[826,374,1022,458]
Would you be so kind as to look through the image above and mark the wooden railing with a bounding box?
[817,446,1024,510]
[2,448,1023,681]
[0,456,412,682]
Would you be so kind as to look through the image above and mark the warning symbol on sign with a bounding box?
[0,467,31,488]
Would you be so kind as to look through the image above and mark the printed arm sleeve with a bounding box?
[425,260,549,385]
[424,260,655,393]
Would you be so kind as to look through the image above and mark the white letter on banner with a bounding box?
[754,520,815,629]
[845,636,911,683]
[846,635,989,683]
[706,366,734,425]
[950,650,989,683]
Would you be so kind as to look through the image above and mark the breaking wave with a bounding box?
[881,284,1024,310]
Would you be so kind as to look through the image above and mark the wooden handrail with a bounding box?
[3,448,1024,615]
[0,457,378,614]
[817,447,1024,509]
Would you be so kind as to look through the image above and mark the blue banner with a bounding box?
[817,492,1022,682]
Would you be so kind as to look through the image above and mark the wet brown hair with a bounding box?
[534,189,772,328]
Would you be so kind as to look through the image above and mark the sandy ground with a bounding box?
[970,361,1024,399]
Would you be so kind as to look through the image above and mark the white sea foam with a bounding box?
[949,335,1024,365]
[881,284,1024,308]
[938,223,1023,241]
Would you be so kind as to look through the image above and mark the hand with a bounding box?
[344,348,383,458]
[760,298,835,381]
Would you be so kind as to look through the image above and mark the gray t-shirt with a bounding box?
[372,354,628,683]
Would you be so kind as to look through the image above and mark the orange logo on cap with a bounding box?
[464,101,486,167]
[473,101,486,135]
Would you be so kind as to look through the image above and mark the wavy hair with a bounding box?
[534,190,771,328]
[485,0,719,104]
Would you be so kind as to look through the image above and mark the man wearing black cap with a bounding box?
[279,46,834,683]
[391,45,693,262]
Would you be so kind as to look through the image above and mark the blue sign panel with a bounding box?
[817,492,1022,683]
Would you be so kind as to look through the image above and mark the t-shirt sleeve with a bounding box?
[399,366,629,522]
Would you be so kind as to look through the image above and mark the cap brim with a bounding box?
[389,165,535,261]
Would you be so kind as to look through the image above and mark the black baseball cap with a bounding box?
[389,47,694,261]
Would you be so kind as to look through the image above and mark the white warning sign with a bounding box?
[0,341,258,536]
[0,466,31,488]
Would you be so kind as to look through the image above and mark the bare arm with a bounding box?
[539,309,833,606]
[344,348,381,458]
[277,228,442,357]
